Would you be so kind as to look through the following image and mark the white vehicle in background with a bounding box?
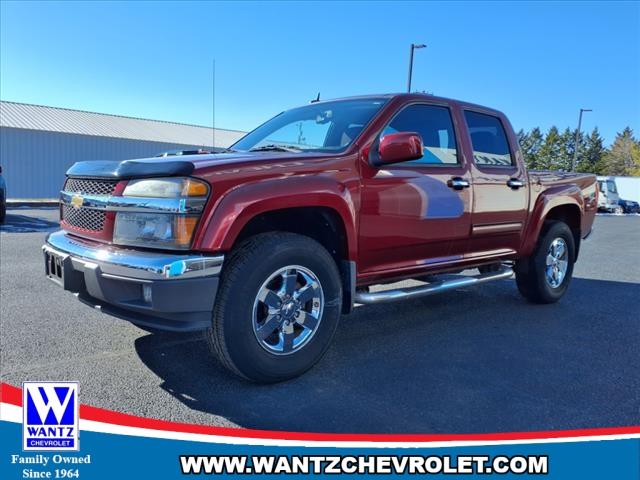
[597,176,622,214]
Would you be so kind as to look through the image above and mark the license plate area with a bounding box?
[45,250,65,284]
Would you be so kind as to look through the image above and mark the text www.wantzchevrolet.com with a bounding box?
[179,454,548,475]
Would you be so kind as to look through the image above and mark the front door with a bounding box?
[358,103,473,279]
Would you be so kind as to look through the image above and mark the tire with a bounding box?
[515,221,575,304]
[0,200,5,224]
[206,232,342,383]
[614,205,624,215]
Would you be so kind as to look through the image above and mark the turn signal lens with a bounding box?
[175,216,199,247]
[183,179,209,197]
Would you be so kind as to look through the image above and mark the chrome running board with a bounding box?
[354,267,514,304]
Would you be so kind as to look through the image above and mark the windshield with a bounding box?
[232,98,388,153]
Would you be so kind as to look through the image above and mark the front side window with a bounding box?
[464,111,514,166]
[381,104,458,165]
[233,98,388,153]
[607,180,617,193]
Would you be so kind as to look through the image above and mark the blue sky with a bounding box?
[1,1,638,144]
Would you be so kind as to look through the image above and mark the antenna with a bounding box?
[310,92,320,103]
[212,59,216,149]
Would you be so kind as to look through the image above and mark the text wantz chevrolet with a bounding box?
[44,94,597,382]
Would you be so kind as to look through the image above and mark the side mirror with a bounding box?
[375,132,423,166]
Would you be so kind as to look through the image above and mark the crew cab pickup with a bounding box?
[43,94,597,382]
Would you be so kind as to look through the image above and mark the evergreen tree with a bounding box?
[633,138,640,176]
[537,126,564,170]
[517,127,544,169]
[559,127,580,171]
[576,127,605,174]
[601,127,640,175]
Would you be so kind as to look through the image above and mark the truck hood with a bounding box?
[66,151,328,179]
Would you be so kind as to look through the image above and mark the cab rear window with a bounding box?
[464,111,514,166]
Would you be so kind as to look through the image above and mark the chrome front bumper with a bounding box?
[44,230,224,280]
[43,230,224,331]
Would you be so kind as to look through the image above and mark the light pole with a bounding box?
[407,43,426,93]
[572,108,592,171]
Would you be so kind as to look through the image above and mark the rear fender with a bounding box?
[520,184,583,257]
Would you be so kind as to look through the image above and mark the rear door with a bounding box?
[463,109,528,256]
[358,102,473,277]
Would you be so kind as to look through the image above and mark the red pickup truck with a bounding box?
[43,94,597,382]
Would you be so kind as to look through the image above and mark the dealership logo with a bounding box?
[23,382,79,451]
[70,194,84,209]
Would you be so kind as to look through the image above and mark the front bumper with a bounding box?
[43,230,224,331]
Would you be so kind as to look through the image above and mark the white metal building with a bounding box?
[0,101,245,199]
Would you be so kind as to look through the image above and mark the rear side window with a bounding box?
[382,104,458,165]
[464,111,513,166]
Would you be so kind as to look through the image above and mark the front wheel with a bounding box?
[206,233,342,383]
[515,221,575,304]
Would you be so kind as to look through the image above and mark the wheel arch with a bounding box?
[522,188,584,260]
[195,177,357,257]
[194,177,358,313]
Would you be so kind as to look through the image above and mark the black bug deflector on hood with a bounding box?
[66,158,195,179]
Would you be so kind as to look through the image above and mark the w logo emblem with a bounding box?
[23,382,79,451]
[27,385,75,425]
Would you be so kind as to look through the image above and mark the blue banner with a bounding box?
[2,421,639,478]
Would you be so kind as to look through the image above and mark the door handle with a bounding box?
[447,177,470,190]
[507,178,525,189]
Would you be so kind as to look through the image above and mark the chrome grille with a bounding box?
[64,178,118,196]
[61,205,106,232]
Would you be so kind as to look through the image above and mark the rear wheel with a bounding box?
[206,232,342,383]
[515,221,575,304]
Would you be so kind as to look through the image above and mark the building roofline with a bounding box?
[0,99,246,134]
[0,124,221,148]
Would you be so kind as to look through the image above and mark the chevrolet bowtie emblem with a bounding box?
[70,194,84,209]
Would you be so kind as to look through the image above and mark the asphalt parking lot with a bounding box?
[1,208,639,434]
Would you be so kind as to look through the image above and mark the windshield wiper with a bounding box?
[249,144,302,153]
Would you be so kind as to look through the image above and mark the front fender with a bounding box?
[520,184,584,257]
[194,176,358,259]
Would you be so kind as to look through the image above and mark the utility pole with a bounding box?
[407,43,426,93]
[212,59,216,149]
[572,108,592,171]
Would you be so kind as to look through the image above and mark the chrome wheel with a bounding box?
[545,238,569,288]
[252,265,324,355]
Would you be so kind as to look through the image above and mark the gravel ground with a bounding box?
[1,208,638,433]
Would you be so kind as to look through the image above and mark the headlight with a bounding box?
[122,177,208,198]
[113,177,209,250]
[114,212,200,249]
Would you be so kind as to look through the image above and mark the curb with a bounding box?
[7,200,59,208]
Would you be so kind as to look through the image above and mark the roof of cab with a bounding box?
[305,93,505,116]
